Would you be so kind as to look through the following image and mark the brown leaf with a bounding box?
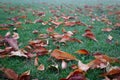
[33,46,48,56]
[75,49,89,55]
[10,50,28,58]
[78,60,90,71]
[34,57,39,66]
[51,20,62,26]
[101,67,120,80]
[0,67,18,80]
[46,27,54,33]
[82,29,98,42]
[60,69,86,80]
[64,21,76,27]
[0,28,9,30]
[101,28,112,32]
[37,64,45,71]
[18,70,30,80]
[93,53,120,63]
[51,49,77,60]
[87,58,109,69]
[5,37,19,50]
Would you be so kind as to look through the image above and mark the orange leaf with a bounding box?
[0,67,18,80]
[51,49,77,60]
[82,29,98,42]
[76,49,89,55]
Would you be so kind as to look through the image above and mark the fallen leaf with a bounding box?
[5,37,19,50]
[34,57,39,66]
[60,69,86,80]
[78,60,90,71]
[51,49,77,60]
[10,50,28,58]
[18,70,30,80]
[88,58,109,69]
[37,64,45,71]
[0,67,18,80]
[101,28,112,32]
[12,32,19,40]
[75,49,89,55]
[82,29,98,42]
[101,67,120,80]
[33,46,48,56]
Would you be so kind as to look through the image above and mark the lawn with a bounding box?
[0,0,120,80]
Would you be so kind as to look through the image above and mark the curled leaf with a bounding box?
[75,49,89,55]
[78,60,90,71]
[37,64,45,71]
[18,70,30,80]
[60,69,86,80]
[82,29,98,42]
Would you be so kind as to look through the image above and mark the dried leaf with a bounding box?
[12,32,19,40]
[76,49,89,55]
[51,49,77,60]
[61,60,67,69]
[5,37,19,50]
[78,60,90,71]
[18,70,30,80]
[37,64,45,71]
[101,28,112,32]
[60,69,86,80]
[71,64,78,70]
[82,29,98,42]
[34,57,39,66]
[102,67,120,80]
[33,46,48,56]
[11,50,28,58]
[88,58,109,69]
[0,67,18,80]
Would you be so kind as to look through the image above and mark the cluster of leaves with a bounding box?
[0,1,120,80]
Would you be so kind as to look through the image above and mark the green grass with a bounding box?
[0,0,120,80]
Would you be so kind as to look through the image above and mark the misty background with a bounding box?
[0,0,120,6]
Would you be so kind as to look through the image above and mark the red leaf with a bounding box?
[82,29,98,42]
[18,70,30,80]
[0,67,18,80]
[60,69,87,80]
